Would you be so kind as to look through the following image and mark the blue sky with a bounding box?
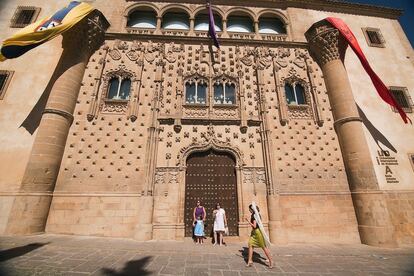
[345,0,414,47]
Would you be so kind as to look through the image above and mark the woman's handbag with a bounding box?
[224,226,229,235]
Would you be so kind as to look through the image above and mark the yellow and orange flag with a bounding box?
[0,1,95,62]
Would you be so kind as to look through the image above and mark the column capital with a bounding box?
[305,19,348,67]
[62,10,110,58]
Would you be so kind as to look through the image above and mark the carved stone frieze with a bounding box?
[100,100,129,114]
[183,106,209,118]
[287,104,313,119]
[213,106,239,119]
[242,167,267,195]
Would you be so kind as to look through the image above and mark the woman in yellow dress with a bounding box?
[245,202,273,268]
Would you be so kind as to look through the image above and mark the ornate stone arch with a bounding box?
[257,9,289,26]
[177,133,245,168]
[225,7,256,22]
[160,4,192,18]
[184,71,208,82]
[124,2,160,17]
[193,5,225,20]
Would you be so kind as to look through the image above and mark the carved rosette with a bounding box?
[305,20,348,67]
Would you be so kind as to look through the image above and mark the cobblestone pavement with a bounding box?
[1,234,414,276]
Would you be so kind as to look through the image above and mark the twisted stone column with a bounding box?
[305,20,396,247]
[6,11,109,235]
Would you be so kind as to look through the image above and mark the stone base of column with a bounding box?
[266,195,286,244]
[133,196,154,241]
[351,192,397,248]
[5,195,52,235]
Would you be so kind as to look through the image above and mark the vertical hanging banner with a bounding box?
[0,1,95,62]
[207,0,220,48]
[326,17,411,124]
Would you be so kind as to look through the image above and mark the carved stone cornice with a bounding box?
[305,19,348,67]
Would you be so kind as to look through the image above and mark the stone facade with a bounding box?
[0,0,413,247]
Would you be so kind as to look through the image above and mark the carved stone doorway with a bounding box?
[184,149,239,237]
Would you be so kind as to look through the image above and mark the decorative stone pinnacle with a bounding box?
[305,19,348,67]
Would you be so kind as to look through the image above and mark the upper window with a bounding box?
[389,87,413,113]
[194,12,222,32]
[259,16,286,34]
[0,70,14,100]
[285,83,306,105]
[107,77,131,100]
[227,14,254,33]
[363,27,385,48]
[162,10,190,30]
[127,10,157,28]
[185,78,207,104]
[10,6,40,28]
[214,79,236,105]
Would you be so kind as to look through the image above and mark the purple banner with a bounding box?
[208,0,220,48]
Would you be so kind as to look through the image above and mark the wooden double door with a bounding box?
[184,149,239,237]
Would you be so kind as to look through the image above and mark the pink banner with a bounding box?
[326,17,411,124]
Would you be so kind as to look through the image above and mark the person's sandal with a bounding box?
[246,262,253,267]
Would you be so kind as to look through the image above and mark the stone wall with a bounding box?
[276,194,361,244]
[0,0,412,245]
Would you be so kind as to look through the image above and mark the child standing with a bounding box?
[193,215,205,244]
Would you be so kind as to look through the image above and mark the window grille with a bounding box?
[0,71,14,100]
[389,87,413,113]
[10,6,40,28]
[362,27,385,48]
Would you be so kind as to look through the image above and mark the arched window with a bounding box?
[259,16,286,34]
[227,13,254,33]
[214,79,236,104]
[285,83,306,105]
[185,78,207,104]
[194,12,222,31]
[127,10,157,28]
[162,10,190,30]
[108,77,131,100]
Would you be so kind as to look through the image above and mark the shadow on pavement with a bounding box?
[239,247,268,266]
[0,242,49,262]
[101,256,152,276]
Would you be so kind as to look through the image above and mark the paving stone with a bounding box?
[0,234,414,276]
